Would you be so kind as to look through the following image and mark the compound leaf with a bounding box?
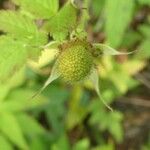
[0,10,47,47]
[0,10,49,80]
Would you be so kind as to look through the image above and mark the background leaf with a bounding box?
[12,0,59,19]
[0,112,28,149]
[0,135,13,150]
[0,11,47,44]
[44,2,77,41]
[0,10,48,80]
[0,67,25,101]
[0,88,47,112]
[0,36,27,81]
[105,0,134,47]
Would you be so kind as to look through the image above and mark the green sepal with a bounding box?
[89,68,113,111]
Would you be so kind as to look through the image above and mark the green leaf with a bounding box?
[0,11,47,44]
[91,0,106,18]
[43,41,61,49]
[17,114,46,137]
[45,2,77,41]
[44,85,69,136]
[0,10,47,57]
[0,112,28,149]
[0,11,48,80]
[0,67,25,101]
[51,134,70,150]
[66,85,89,129]
[93,43,136,56]
[108,112,124,143]
[12,0,59,19]
[0,10,48,59]
[138,0,150,5]
[1,88,47,112]
[89,100,123,143]
[0,36,27,81]
[89,69,113,111]
[93,143,114,150]
[136,39,150,59]
[0,135,13,150]
[30,136,47,150]
[135,24,150,59]
[121,30,142,48]
[0,10,35,35]
[139,25,150,38]
[73,139,90,150]
[105,0,134,47]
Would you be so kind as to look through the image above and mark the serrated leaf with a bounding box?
[12,0,59,19]
[89,69,113,111]
[0,10,48,61]
[0,135,13,150]
[0,36,27,81]
[0,9,48,79]
[93,43,136,56]
[45,2,77,41]
[0,112,28,149]
[105,0,134,47]
[0,11,47,44]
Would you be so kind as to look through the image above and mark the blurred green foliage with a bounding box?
[0,0,150,149]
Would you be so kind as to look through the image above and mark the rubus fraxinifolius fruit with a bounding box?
[57,39,94,83]
[33,38,126,111]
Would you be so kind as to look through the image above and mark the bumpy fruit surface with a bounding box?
[57,40,93,82]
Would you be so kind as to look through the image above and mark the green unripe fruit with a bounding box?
[57,40,93,82]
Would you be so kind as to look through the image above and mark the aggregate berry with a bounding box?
[57,40,93,82]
